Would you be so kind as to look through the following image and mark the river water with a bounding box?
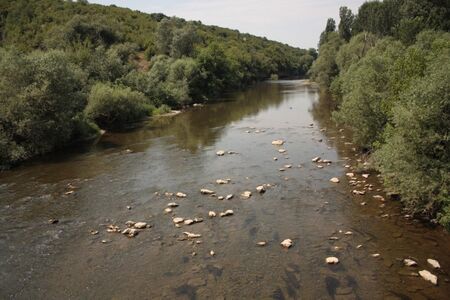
[1,80,449,299]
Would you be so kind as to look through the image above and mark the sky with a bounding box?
[89,0,366,49]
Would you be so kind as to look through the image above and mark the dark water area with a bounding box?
[1,80,449,299]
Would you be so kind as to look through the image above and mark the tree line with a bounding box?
[0,0,316,167]
[310,0,450,229]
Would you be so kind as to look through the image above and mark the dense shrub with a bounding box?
[0,49,87,166]
[85,83,151,128]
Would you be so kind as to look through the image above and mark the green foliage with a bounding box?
[374,50,450,228]
[85,83,151,128]
[309,32,343,87]
[0,49,87,165]
[338,7,354,42]
[316,0,450,226]
[0,0,314,166]
[319,18,336,47]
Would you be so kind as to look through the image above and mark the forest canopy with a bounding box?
[0,0,315,167]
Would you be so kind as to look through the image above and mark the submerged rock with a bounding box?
[278,149,287,153]
[173,217,184,224]
[216,179,229,184]
[183,232,202,238]
[257,241,267,246]
[312,157,321,162]
[133,222,148,229]
[272,140,285,146]
[427,258,441,269]
[208,211,216,218]
[241,191,252,198]
[216,150,225,156]
[226,194,234,200]
[326,257,339,264]
[403,259,418,267]
[164,208,173,213]
[220,210,234,217]
[167,202,179,207]
[330,177,340,183]
[419,270,438,285]
[200,189,215,195]
[256,185,266,193]
[352,190,366,195]
[176,192,187,198]
[281,239,293,248]
[122,228,139,237]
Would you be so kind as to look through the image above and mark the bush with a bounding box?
[0,49,87,166]
[85,83,151,128]
[374,46,450,228]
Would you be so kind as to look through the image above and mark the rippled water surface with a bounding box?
[1,80,449,299]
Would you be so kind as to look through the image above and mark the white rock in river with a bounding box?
[217,196,224,200]
[133,222,147,229]
[216,150,225,156]
[284,164,292,169]
[419,270,438,285]
[220,210,234,217]
[272,140,284,146]
[362,174,370,179]
[164,208,173,213]
[216,179,229,184]
[226,194,234,200]
[326,257,339,264]
[281,239,293,248]
[167,202,179,207]
[210,250,215,256]
[176,192,187,198]
[241,191,252,198]
[183,232,202,238]
[122,228,139,237]
[257,241,267,246]
[427,258,441,269]
[173,217,184,224]
[403,259,418,267]
[208,211,216,217]
[184,219,194,225]
[200,189,215,195]
[278,149,287,153]
[330,177,340,183]
[256,185,266,193]
[312,157,321,162]
[346,173,355,177]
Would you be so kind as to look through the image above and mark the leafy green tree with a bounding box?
[0,49,87,165]
[338,6,354,42]
[319,18,336,47]
[85,83,151,128]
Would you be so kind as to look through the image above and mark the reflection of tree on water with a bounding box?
[309,90,356,158]
[103,82,286,152]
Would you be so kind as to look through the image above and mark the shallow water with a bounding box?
[1,80,449,299]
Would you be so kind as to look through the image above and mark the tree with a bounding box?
[338,6,354,42]
[319,18,336,47]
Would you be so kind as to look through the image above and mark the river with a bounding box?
[0,80,449,299]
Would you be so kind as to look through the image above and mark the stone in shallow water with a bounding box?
[281,239,293,248]
[312,156,321,162]
[133,222,147,229]
[216,150,225,156]
[173,217,184,224]
[419,270,438,285]
[403,259,418,267]
[183,232,201,238]
[220,210,234,217]
[176,192,187,198]
[167,202,179,207]
[200,189,215,195]
[257,241,267,246]
[272,140,284,146]
[330,177,340,183]
[241,191,252,198]
[226,194,234,200]
[256,185,266,193]
[427,258,440,269]
[326,257,339,264]
[208,211,216,218]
